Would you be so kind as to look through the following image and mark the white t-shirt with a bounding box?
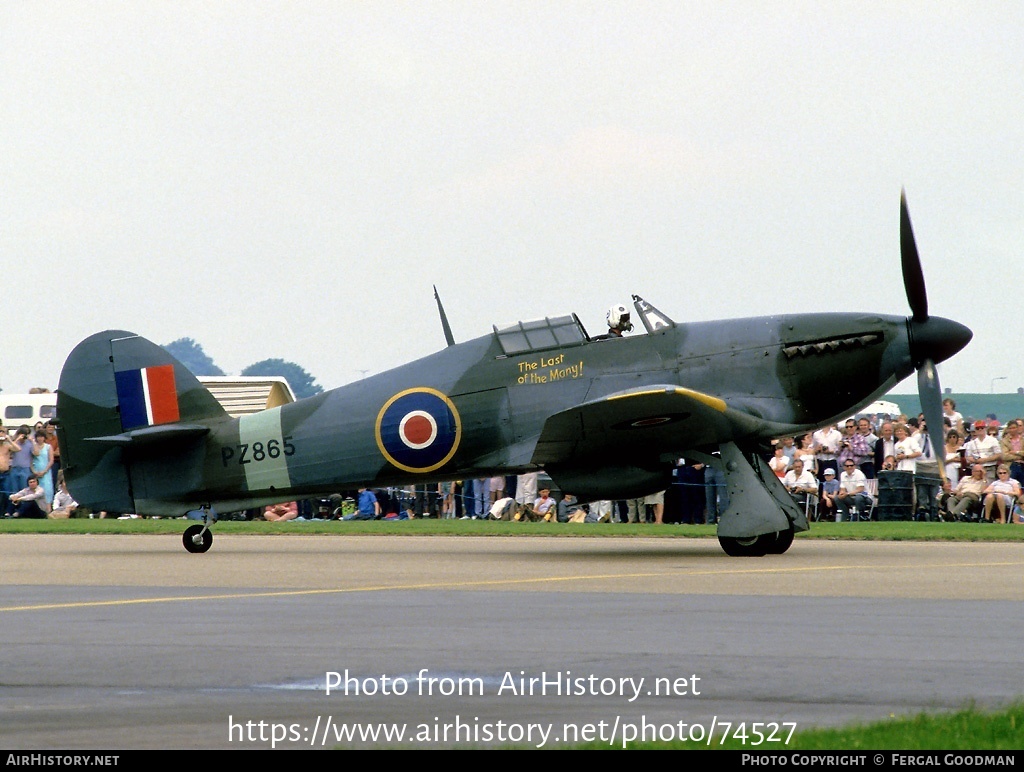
[839,468,867,494]
[895,435,921,472]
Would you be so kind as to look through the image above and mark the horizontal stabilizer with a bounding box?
[85,423,210,446]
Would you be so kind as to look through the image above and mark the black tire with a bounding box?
[718,535,768,557]
[182,524,213,553]
[763,526,795,555]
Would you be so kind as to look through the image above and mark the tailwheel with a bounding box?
[182,523,213,553]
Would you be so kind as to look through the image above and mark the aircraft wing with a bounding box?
[531,385,762,466]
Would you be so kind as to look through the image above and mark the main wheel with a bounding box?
[718,535,768,557]
[182,524,213,553]
[763,526,795,555]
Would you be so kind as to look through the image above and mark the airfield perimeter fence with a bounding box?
[394,476,1010,524]
[363,477,727,523]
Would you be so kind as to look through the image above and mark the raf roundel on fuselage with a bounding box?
[375,387,462,473]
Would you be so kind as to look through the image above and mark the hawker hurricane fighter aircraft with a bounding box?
[56,193,970,554]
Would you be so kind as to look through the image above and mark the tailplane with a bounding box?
[56,331,228,514]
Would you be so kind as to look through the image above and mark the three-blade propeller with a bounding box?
[901,190,951,483]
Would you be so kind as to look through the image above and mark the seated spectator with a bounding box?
[556,493,582,523]
[342,487,380,520]
[263,501,298,521]
[944,464,988,521]
[983,465,1021,524]
[488,496,517,521]
[818,467,840,520]
[584,499,615,523]
[935,479,954,521]
[835,460,871,522]
[49,473,78,519]
[517,487,557,521]
[782,458,817,509]
[567,501,609,523]
[6,476,50,518]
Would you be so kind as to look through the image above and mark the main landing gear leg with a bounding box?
[693,442,807,557]
[182,506,214,553]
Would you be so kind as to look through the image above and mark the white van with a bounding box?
[0,393,58,430]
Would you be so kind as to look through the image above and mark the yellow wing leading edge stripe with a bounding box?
[606,387,727,413]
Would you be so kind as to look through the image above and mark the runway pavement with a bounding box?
[1,533,1022,749]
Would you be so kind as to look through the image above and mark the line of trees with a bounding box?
[163,338,324,399]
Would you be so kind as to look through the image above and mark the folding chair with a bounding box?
[859,478,878,521]
[804,492,819,522]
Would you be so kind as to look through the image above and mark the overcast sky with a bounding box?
[2,2,1021,398]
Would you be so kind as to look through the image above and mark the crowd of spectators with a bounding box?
[763,399,1024,523]
[0,421,72,519]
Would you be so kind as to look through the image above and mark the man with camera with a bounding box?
[0,428,17,512]
[6,425,33,498]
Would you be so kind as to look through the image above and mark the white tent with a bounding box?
[848,399,902,420]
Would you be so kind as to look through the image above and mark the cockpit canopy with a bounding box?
[493,315,589,356]
[491,296,676,357]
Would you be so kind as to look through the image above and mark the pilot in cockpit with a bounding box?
[598,303,634,339]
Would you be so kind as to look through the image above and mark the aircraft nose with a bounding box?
[908,315,973,367]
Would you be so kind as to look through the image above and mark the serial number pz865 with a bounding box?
[221,437,295,467]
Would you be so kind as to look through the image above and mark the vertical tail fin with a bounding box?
[56,331,228,513]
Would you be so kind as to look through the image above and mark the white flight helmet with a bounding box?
[606,304,633,333]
